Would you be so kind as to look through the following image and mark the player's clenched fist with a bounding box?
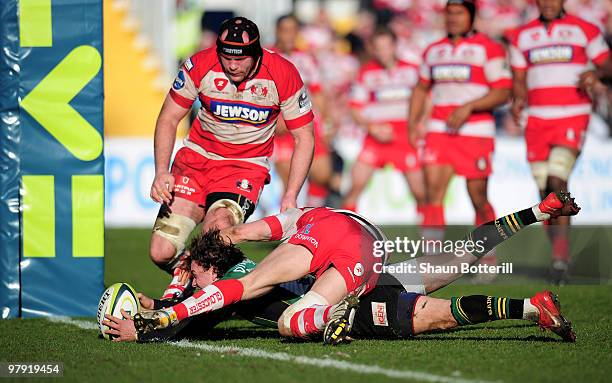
[150,172,175,204]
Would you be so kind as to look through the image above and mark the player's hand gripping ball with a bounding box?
[97,283,140,340]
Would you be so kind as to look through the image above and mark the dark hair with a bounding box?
[371,26,397,43]
[276,14,301,28]
[187,229,245,277]
[446,0,477,24]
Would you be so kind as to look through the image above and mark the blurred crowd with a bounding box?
[184,0,612,144]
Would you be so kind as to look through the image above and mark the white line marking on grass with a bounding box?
[48,316,99,330]
[48,317,498,383]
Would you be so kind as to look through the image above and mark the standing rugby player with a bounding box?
[343,27,427,220]
[149,17,315,301]
[270,14,332,207]
[508,0,610,282]
[408,0,511,270]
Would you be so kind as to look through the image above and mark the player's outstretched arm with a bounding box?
[220,220,273,244]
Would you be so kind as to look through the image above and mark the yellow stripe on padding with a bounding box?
[22,175,55,257]
[504,216,517,233]
[456,297,472,324]
[510,214,520,230]
[72,175,104,257]
[502,298,507,319]
[19,0,53,47]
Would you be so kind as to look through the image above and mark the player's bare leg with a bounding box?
[150,197,203,266]
[419,191,580,293]
[278,267,349,338]
[411,292,575,342]
[150,196,203,300]
[274,159,291,186]
[276,154,332,207]
[307,154,332,206]
[239,243,312,299]
[466,177,498,283]
[403,168,427,221]
[545,176,572,284]
[539,145,578,284]
[324,193,580,345]
[342,160,375,211]
[422,164,454,253]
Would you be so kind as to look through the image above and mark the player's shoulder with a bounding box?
[397,58,420,69]
[422,36,449,59]
[564,13,602,38]
[222,258,257,279]
[425,36,449,50]
[260,49,301,79]
[183,47,221,77]
[515,17,542,33]
[473,33,506,57]
[360,60,383,72]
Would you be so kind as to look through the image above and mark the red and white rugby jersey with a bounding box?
[420,33,512,138]
[349,59,419,138]
[269,47,322,94]
[262,207,385,244]
[509,14,610,119]
[169,47,314,169]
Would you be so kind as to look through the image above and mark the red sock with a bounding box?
[173,279,244,321]
[475,202,496,226]
[289,305,334,338]
[552,237,570,262]
[423,204,445,227]
[307,182,328,207]
[416,205,426,225]
[162,267,191,300]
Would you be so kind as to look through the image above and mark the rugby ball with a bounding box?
[97,282,140,340]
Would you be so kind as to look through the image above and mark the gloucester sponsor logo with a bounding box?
[371,302,389,326]
[432,64,471,82]
[375,87,411,101]
[189,291,224,315]
[529,45,573,64]
[211,100,271,125]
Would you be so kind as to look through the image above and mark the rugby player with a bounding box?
[271,14,332,207]
[508,0,611,282]
[148,16,315,301]
[343,26,426,221]
[129,192,579,342]
[408,0,512,272]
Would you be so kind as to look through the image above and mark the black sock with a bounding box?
[466,208,538,258]
[450,295,525,325]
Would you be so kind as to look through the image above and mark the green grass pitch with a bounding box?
[1,225,612,382]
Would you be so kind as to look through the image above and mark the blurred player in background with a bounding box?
[343,27,427,219]
[409,0,511,272]
[509,0,611,283]
[271,14,332,207]
[148,16,315,302]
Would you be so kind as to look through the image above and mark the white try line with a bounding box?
[48,317,498,383]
